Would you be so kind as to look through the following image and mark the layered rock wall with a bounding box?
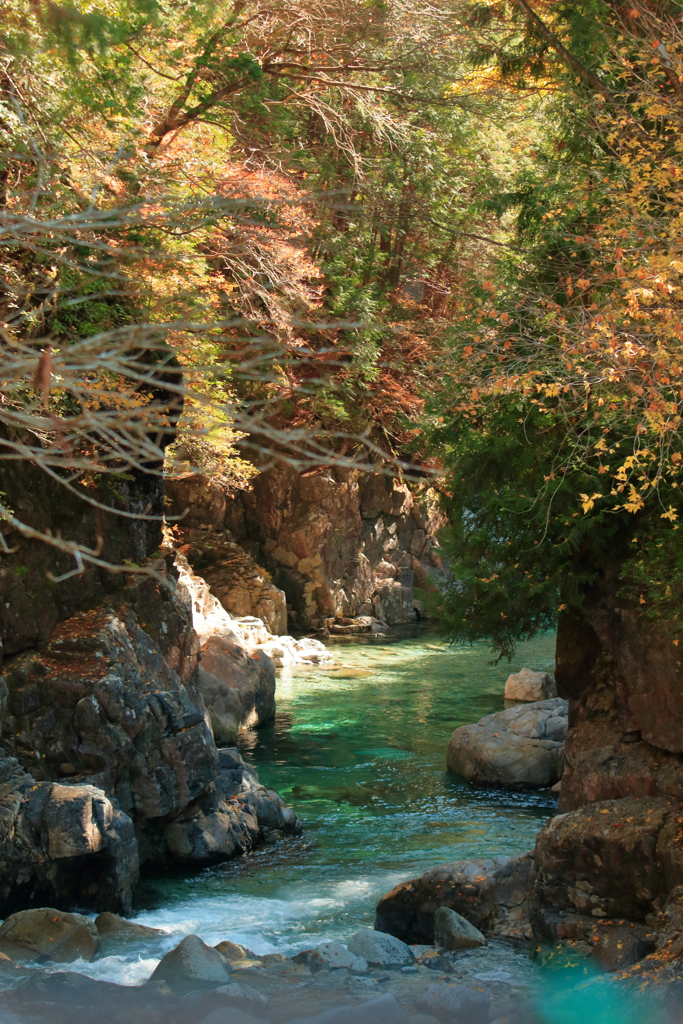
[0,460,301,916]
[168,465,445,631]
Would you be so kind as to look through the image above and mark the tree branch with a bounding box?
[512,0,618,103]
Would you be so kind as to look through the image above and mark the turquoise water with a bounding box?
[44,628,661,1022]
[106,627,558,979]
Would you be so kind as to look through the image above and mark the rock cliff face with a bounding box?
[555,586,683,811]
[525,578,683,959]
[169,465,445,631]
[0,461,301,916]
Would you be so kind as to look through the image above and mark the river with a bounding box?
[79,627,558,986]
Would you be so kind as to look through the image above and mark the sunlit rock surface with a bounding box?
[446,698,567,788]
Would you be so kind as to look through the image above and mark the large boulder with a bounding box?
[532,795,683,932]
[375,853,534,944]
[150,934,233,986]
[162,747,301,864]
[0,757,138,915]
[0,908,97,963]
[504,668,557,702]
[308,941,357,970]
[197,634,275,744]
[446,698,567,788]
[1,604,216,823]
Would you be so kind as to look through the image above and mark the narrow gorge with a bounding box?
[4,2,683,1022]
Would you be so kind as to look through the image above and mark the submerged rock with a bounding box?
[446,698,567,788]
[504,668,557,703]
[347,929,414,967]
[287,993,406,1024]
[94,912,165,954]
[199,1010,269,1024]
[198,1009,269,1024]
[0,908,97,963]
[434,907,486,951]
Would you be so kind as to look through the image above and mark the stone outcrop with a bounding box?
[375,853,535,945]
[0,439,305,919]
[531,795,683,936]
[177,555,330,743]
[555,591,683,813]
[1,594,216,820]
[0,460,167,662]
[162,746,301,864]
[446,698,567,788]
[0,757,138,915]
[0,560,301,913]
[168,466,445,632]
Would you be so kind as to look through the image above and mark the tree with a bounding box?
[427,0,683,657]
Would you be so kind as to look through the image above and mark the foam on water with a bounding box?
[59,629,558,987]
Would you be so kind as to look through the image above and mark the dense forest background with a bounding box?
[3,0,683,656]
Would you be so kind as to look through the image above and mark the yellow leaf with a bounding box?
[580,492,602,513]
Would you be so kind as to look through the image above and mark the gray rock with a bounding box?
[349,955,369,973]
[434,907,486,950]
[376,853,534,945]
[0,757,139,915]
[150,934,232,986]
[505,669,557,702]
[417,984,491,1022]
[347,929,414,967]
[197,633,275,745]
[162,747,301,864]
[0,908,97,963]
[287,993,406,1024]
[446,698,568,788]
[310,941,356,969]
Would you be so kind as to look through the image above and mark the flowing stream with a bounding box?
[81,627,558,986]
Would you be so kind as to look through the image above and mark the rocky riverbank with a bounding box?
[0,460,319,914]
[0,910,539,1024]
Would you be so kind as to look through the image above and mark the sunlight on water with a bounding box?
[84,628,560,984]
